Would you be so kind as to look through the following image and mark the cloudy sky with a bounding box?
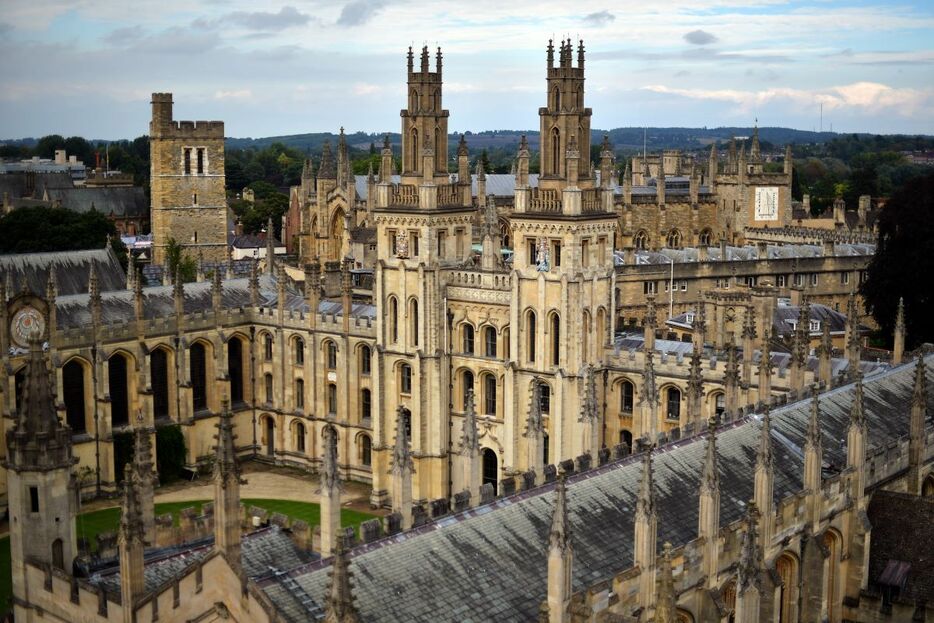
[1,0,933,139]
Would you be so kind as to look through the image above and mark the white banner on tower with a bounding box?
[754,187,779,221]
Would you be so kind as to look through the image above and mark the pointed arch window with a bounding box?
[551,127,560,176]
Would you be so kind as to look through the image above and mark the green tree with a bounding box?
[0,207,126,266]
[861,170,934,350]
[34,134,66,158]
[163,237,198,283]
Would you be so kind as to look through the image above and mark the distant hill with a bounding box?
[223,127,846,154]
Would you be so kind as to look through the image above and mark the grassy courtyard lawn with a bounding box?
[2,498,376,615]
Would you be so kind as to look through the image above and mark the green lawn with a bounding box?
[2,498,376,615]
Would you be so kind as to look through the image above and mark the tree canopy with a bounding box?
[0,206,127,265]
[861,170,934,350]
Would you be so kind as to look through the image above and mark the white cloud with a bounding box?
[214,89,253,100]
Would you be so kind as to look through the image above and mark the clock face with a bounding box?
[11,306,45,348]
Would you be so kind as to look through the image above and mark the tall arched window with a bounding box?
[264,373,274,405]
[410,299,419,347]
[263,334,273,360]
[620,381,634,413]
[824,531,842,622]
[295,379,304,410]
[52,538,64,570]
[360,345,371,375]
[776,553,799,623]
[551,127,560,175]
[483,374,497,416]
[483,448,498,494]
[540,384,551,414]
[360,434,372,466]
[63,360,87,433]
[294,337,305,365]
[550,313,560,366]
[400,364,412,394]
[699,229,713,246]
[666,387,681,420]
[361,389,372,421]
[484,327,497,358]
[582,311,591,361]
[667,229,683,249]
[293,422,306,453]
[462,370,474,410]
[552,86,561,111]
[326,342,338,369]
[328,383,338,415]
[527,310,537,363]
[463,323,475,354]
[634,231,649,250]
[190,343,208,413]
[228,338,244,404]
[410,128,419,173]
[389,297,399,343]
[108,354,129,428]
[151,348,170,419]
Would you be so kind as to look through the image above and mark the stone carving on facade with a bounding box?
[395,230,409,259]
[535,236,550,271]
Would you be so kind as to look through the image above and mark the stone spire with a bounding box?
[789,300,809,393]
[525,379,546,483]
[265,217,276,274]
[379,135,393,183]
[757,326,773,404]
[708,143,718,192]
[639,350,659,444]
[337,127,351,189]
[804,391,823,529]
[319,140,336,179]
[390,406,415,529]
[213,399,242,565]
[845,293,861,377]
[517,134,530,187]
[324,541,361,623]
[908,355,928,495]
[579,365,600,463]
[686,343,704,429]
[211,268,223,313]
[599,134,614,190]
[698,420,720,587]
[119,463,146,618]
[656,153,666,205]
[547,477,572,623]
[126,253,135,290]
[132,415,156,545]
[847,370,868,506]
[634,450,657,610]
[320,422,342,556]
[893,297,906,364]
[89,262,102,327]
[753,407,774,547]
[818,322,833,387]
[750,124,761,162]
[654,542,677,623]
[248,258,259,307]
[723,341,740,420]
[644,295,657,351]
[734,503,763,623]
[458,389,481,504]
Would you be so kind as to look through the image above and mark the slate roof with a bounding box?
[88,526,312,596]
[259,355,932,622]
[867,491,934,602]
[353,174,540,200]
[0,171,74,199]
[618,243,875,267]
[44,187,148,218]
[0,248,127,295]
[666,301,851,339]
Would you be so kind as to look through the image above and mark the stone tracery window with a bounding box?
[667,229,683,249]
[634,230,649,250]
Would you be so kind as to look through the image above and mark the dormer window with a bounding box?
[810,320,820,332]
[686,312,695,324]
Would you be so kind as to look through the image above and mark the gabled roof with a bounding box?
[45,187,147,217]
[260,355,931,622]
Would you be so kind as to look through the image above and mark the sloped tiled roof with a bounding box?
[0,247,126,295]
[867,491,934,602]
[45,187,147,217]
[260,355,932,622]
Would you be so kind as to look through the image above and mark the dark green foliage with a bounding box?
[164,238,197,283]
[0,206,127,264]
[113,431,135,484]
[861,170,934,350]
[155,424,186,484]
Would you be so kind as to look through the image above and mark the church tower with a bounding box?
[538,40,593,191]
[401,46,449,184]
[369,47,476,506]
[150,93,228,264]
[6,337,78,618]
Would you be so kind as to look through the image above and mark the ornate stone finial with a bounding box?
[912,354,927,410]
[519,134,530,156]
[895,297,906,332]
[525,379,545,437]
[737,502,762,591]
[319,140,336,179]
[120,464,145,544]
[390,406,414,475]
[806,391,823,450]
[382,134,391,152]
[214,397,240,483]
[460,389,479,455]
[549,476,570,551]
[579,365,598,423]
[724,342,740,388]
[324,541,361,623]
[566,133,579,157]
[457,134,468,157]
[88,263,100,298]
[645,295,657,330]
[654,542,676,622]
[321,423,341,493]
[641,349,658,407]
[701,420,719,493]
[756,407,773,469]
[849,369,866,430]
[636,448,656,519]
